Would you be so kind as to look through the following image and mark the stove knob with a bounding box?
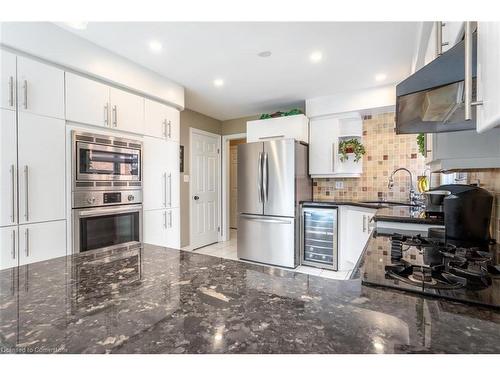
[127,194,134,202]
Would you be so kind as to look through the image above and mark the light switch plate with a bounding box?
[335,181,344,189]
[183,175,190,182]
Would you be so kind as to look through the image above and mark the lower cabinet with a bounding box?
[18,220,66,266]
[0,226,18,270]
[143,208,180,249]
[338,206,375,271]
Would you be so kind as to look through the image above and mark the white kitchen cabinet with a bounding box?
[165,208,180,248]
[65,72,111,128]
[143,208,180,249]
[309,113,363,178]
[17,56,64,119]
[109,87,144,134]
[0,109,17,227]
[476,22,500,133]
[0,226,18,270]
[18,220,66,266]
[246,114,309,143]
[144,99,180,142]
[1,50,16,111]
[338,206,375,271]
[18,112,66,224]
[143,137,180,210]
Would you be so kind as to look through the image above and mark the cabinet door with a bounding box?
[18,220,66,265]
[144,98,167,139]
[65,72,110,127]
[0,226,18,270]
[309,117,338,176]
[477,22,500,133]
[166,140,180,208]
[165,207,180,249]
[143,137,169,210]
[247,115,308,143]
[143,209,167,247]
[18,113,66,224]
[17,56,64,119]
[110,87,144,134]
[0,109,17,227]
[165,105,180,142]
[0,50,16,110]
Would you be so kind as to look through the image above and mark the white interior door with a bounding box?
[229,145,238,229]
[190,129,219,249]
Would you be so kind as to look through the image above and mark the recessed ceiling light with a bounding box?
[310,51,323,63]
[375,73,387,82]
[258,51,272,58]
[65,22,88,30]
[149,40,163,53]
[213,79,224,87]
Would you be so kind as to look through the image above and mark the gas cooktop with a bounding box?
[361,231,500,308]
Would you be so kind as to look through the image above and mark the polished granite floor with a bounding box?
[1,243,500,354]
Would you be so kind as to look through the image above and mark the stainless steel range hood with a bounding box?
[395,32,477,134]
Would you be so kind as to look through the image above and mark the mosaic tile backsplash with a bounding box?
[313,112,426,202]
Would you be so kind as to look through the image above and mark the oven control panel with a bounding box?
[72,190,143,208]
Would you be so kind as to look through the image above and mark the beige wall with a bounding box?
[180,109,222,247]
[221,115,259,135]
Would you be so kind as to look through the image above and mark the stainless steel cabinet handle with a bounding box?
[12,230,16,259]
[168,173,172,207]
[464,21,483,120]
[112,105,117,127]
[163,172,167,207]
[362,215,367,232]
[257,152,263,203]
[24,165,29,221]
[168,120,172,138]
[163,211,167,229]
[25,228,29,257]
[168,210,172,228]
[8,76,14,107]
[23,80,28,109]
[104,103,109,126]
[10,165,15,223]
[163,119,167,137]
[263,152,269,203]
[332,143,336,172]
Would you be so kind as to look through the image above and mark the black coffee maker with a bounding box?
[427,184,494,246]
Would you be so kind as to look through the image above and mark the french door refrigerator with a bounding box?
[237,139,312,268]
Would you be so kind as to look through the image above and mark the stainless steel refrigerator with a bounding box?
[237,139,312,268]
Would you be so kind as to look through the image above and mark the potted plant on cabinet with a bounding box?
[338,138,366,162]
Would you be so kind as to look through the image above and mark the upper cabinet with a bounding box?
[246,114,309,143]
[109,87,144,134]
[1,50,16,111]
[476,22,500,133]
[17,56,64,119]
[309,113,363,178]
[65,72,111,128]
[144,98,180,142]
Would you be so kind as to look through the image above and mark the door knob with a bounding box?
[193,195,200,200]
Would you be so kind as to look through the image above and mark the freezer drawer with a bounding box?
[300,207,338,270]
[237,214,296,268]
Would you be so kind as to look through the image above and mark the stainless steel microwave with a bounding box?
[72,131,142,190]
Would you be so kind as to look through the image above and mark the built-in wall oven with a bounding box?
[71,131,143,254]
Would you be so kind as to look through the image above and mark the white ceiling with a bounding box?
[57,22,421,120]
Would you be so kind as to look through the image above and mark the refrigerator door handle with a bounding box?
[240,215,292,225]
[258,152,263,203]
[263,152,269,203]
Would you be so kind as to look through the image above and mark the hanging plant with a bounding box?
[338,138,366,163]
[417,133,425,157]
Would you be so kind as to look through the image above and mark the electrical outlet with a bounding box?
[335,181,344,189]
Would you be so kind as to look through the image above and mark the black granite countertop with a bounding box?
[1,243,500,354]
[301,200,445,226]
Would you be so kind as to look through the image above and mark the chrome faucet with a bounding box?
[388,167,419,205]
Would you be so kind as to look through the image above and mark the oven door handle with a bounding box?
[76,205,143,217]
